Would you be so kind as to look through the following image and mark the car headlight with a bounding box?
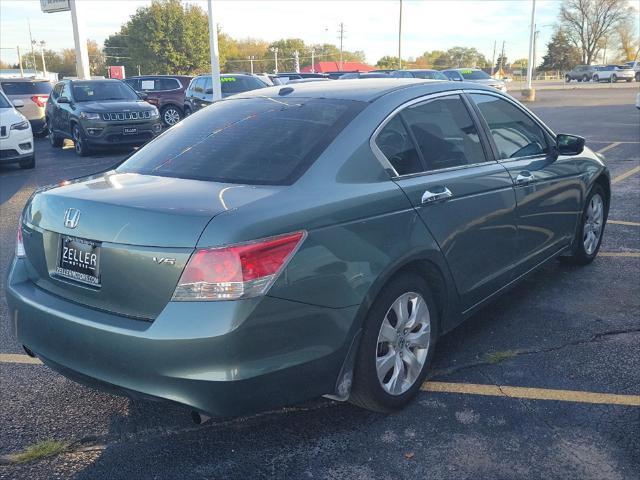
[10,120,30,131]
[79,112,101,120]
[149,107,159,118]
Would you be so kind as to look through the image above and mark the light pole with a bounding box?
[248,55,255,74]
[338,23,344,71]
[398,0,403,69]
[271,47,279,74]
[310,48,315,73]
[294,50,300,73]
[206,0,222,101]
[523,0,536,102]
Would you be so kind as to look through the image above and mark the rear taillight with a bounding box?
[16,219,25,258]
[31,95,48,107]
[173,231,306,301]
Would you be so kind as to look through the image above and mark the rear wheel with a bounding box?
[582,74,589,82]
[562,184,607,265]
[183,106,192,117]
[626,78,632,83]
[350,273,438,412]
[611,74,617,83]
[72,124,91,157]
[565,75,571,83]
[48,122,63,148]
[592,75,599,83]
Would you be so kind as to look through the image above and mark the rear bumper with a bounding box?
[5,258,357,416]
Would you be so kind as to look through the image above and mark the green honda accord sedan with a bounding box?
[6,79,609,418]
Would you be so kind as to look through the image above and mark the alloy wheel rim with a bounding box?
[583,193,604,255]
[73,127,81,153]
[376,292,431,396]
[164,108,180,125]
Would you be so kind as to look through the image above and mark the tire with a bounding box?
[592,75,599,83]
[72,124,91,157]
[611,74,617,83]
[582,74,588,82]
[635,72,640,82]
[349,273,439,413]
[565,75,571,83]
[161,105,182,127]
[183,106,192,117]
[48,123,63,148]
[19,154,35,169]
[561,184,607,265]
[626,78,632,83]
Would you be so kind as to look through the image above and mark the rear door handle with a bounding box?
[515,171,535,185]
[421,187,453,204]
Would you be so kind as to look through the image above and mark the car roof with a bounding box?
[407,69,441,72]
[232,78,492,102]
[444,68,481,71]
[128,75,192,79]
[0,77,52,82]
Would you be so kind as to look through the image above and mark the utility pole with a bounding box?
[523,0,536,102]
[271,47,279,74]
[70,0,91,79]
[499,40,505,72]
[490,40,496,76]
[206,0,222,101]
[398,0,403,69]
[39,40,47,77]
[248,56,255,74]
[294,50,300,73]
[338,22,344,71]
[533,27,539,76]
[310,48,315,73]
[28,20,37,73]
[17,46,24,77]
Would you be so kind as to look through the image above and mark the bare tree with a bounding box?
[560,0,633,64]
[615,17,640,62]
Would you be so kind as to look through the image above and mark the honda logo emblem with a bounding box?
[63,208,81,229]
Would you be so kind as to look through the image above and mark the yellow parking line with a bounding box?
[608,220,640,226]
[596,142,621,154]
[0,354,42,365]
[612,165,640,184]
[599,252,640,257]
[422,381,640,407]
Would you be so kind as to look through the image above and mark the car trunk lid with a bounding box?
[22,171,280,319]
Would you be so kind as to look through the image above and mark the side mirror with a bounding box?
[556,133,585,156]
[57,96,70,104]
[138,92,148,100]
[12,99,24,108]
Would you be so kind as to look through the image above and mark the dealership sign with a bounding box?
[40,0,70,13]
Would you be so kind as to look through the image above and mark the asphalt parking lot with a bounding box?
[0,84,638,480]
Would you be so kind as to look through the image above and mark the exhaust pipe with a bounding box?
[191,411,211,425]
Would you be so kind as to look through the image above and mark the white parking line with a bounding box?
[596,142,621,154]
[608,220,640,227]
[0,354,42,365]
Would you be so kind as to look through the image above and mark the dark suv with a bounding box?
[46,79,162,156]
[565,65,598,82]
[123,75,192,127]
[184,74,266,114]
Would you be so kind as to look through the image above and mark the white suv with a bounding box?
[592,65,635,83]
[624,61,640,82]
[0,90,35,169]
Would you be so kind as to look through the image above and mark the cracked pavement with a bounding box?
[0,86,638,479]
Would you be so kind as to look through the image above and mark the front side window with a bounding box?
[192,78,205,93]
[471,93,547,159]
[401,95,486,171]
[375,116,422,175]
[118,98,365,185]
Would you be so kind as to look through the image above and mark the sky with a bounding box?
[0,0,585,68]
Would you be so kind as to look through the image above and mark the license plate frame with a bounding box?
[123,127,138,135]
[56,235,101,287]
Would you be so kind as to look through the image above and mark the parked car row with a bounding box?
[565,64,638,83]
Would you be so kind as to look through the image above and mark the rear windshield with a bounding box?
[0,80,52,95]
[117,97,365,185]
[411,71,448,80]
[459,69,491,80]
[72,81,138,102]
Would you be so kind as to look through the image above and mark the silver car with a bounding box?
[0,78,54,136]
[442,68,507,93]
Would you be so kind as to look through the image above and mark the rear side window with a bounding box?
[156,78,180,90]
[192,78,205,93]
[471,93,548,159]
[375,116,422,175]
[118,98,365,185]
[401,95,486,171]
[0,81,52,95]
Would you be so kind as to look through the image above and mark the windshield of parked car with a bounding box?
[410,70,448,80]
[459,69,491,80]
[117,97,366,185]
[0,80,52,95]
[0,92,11,108]
[71,81,139,102]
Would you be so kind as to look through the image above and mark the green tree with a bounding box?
[104,0,212,75]
[375,55,401,69]
[539,28,582,71]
